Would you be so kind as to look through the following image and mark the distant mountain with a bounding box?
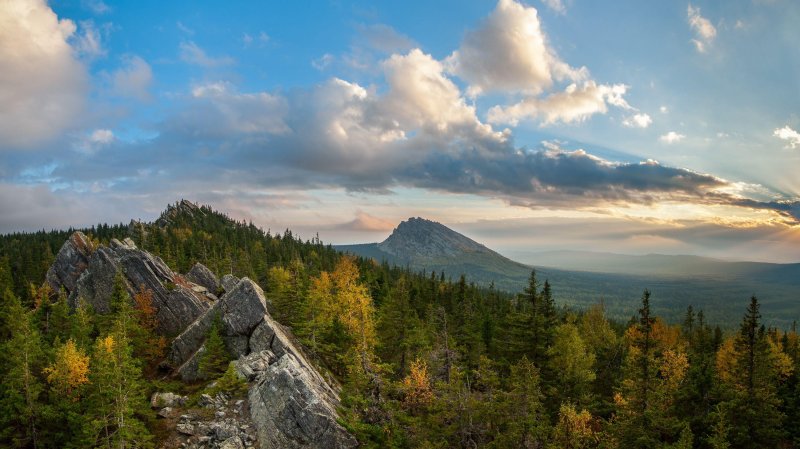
[513,250,800,281]
[338,217,531,291]
[338,218,800,327]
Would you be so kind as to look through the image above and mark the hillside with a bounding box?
[338,217,800,327]
[338,217,532,291]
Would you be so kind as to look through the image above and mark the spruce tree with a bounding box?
[718,296,785,449]
[198,314,230,380]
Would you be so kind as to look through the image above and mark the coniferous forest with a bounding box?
[1,202,799,448]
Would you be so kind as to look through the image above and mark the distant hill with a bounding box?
[337,218,800,327]
[513,250,800,282]
[337,217,532,291]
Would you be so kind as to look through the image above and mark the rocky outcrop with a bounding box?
[238,351,357,449]
[167,276,357,448]
[220,274,240,293]
[46,232,213,336]
[186,263,222,295]
[166,277,268,380]
[45,231,95,294]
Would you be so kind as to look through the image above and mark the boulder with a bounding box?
[186,262,221,295]
[219,279,267,336]
[166,278,267,379]
[221,274,240,293]
[151,392,187,409]
[246,352,357,449]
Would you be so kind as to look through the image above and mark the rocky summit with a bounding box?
[45,231,357,449]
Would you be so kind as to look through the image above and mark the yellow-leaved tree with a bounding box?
[44,339,90,401]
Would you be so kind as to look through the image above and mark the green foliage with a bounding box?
[4,201,800,448]
[209,363,248,397]
[198,314,230,380]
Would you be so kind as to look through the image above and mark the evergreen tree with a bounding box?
[717,296,785,449]
[198,314,230,380]
[0,291,44,448]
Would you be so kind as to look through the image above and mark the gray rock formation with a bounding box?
[221,274,240,293]
[46,232,213,336]
[186,263,221,295]
[166,277,268,380]
[167,275,357,448]
[45,231,95,294]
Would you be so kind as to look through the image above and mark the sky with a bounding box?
[1,0,799,262]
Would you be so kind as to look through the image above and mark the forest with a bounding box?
[0,202,799,448]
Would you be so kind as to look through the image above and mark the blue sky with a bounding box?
[1,0,799,262]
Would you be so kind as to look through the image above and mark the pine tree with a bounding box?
[198,314,230,380]
[0,290,44,448]
[612,290,691,448]
[717,296,785,449]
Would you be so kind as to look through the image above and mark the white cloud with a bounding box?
[358,24,416,53]
[623,113,653,128]
[660,131,686,144]
[90,128,114,144]
[74,128,115,153]
[110,55,152,100]
[687,4,716,53]
[179,41,234,67]
[176,21,194,35]
[82,0,110,14]
[660,105,669,113]
[487,81,629,126]
[444,0,631,128]
[0,0,88,150]
[312,53,334,70]
[73,20,106,58]
[445,0,587,96]
[183,81,290,135]
[774,125,800,149]
[541,0,566,15]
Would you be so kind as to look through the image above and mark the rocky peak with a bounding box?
[45,231,357,449]
[46,231,214,335]
[377,216,495,260]
[156,199,206,227]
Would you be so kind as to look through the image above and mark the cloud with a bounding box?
[179,41,234,67]
[178,81,290,135]
[623,113,653,128]
[444,0,630,127]
[488,81,629,126]
[774,125,800,149]
[357,24,416,53]
[338,211,396,232]
[177,21,194,35]
[243,31,269,47]
[0,0,88,150]
[82,0,110,14]
[73,20,107,59]
[660,131,686,144]
[74,129,115,154]
[687,4,716,53]
[109,55,153,100]
[446,0,586,96]
[312,53,334,70]
[541,0,566,15]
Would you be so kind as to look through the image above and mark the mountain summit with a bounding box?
[377,217,498,262]
[338,217,531,289]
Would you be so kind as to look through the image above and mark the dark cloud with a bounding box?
[10,71,798,227]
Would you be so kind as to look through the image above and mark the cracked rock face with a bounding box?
[186,263,222,295]
[239,351,357,449]
[168,276,357,448]
[46,232,212,336]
